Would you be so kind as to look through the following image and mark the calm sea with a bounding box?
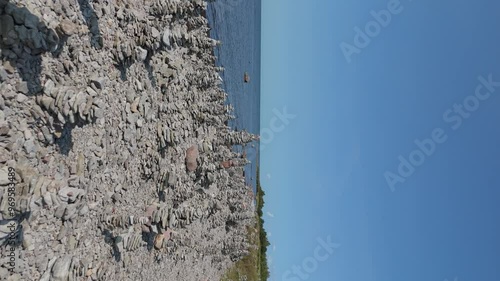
[206,0,261,190]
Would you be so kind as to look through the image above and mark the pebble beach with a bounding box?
[0,0,258,280]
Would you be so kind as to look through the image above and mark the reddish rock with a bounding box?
[220,160,233,169]
[163,229,172,240]
[185,145,199,172]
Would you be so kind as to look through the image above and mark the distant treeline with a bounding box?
[256,168,270,280]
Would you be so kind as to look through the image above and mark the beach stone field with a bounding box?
[0,0,258,280]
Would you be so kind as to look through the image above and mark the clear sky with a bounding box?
[261,1,500,280]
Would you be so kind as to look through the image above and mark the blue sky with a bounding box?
[260,1,500,280]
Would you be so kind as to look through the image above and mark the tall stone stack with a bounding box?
[0,0,259,280]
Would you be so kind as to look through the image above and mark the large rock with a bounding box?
[162,29,171,49]
[0,67,7,82]
[58,19,76,36]
[24,13,39,29]
[50,256,71,281]
[0,15,14,38]
[185,145,199,172]
[58,187,85,203]
[0,166,10,186]
[135,46,148,61]
[10,6,28,25]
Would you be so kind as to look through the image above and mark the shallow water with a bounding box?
[207,0,261,191]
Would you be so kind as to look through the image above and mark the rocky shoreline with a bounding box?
[0,0,258,280]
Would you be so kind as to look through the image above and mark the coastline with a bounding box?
[0,0,258,280]
[205,0,262,193]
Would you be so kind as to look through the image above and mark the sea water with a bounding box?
[207,0,261,191]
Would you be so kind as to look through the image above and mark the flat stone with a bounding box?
[130,98,140,113]
[185,145,199,172]
[7,273,21,281]
[0,15,14,38]
[68,235,77,250]
[0,166,9,185]
[135,79,143,91]
[58,19,76,36]
[154,234,164,249]
[43,79,55,96]
[0,268,8,280]
[54,205,65,218]
[3,61,14,74]
[126,91,136,103]
[1,87,16,100]
[86,87,97,97]
[0,124,9,136]
[50,256,71,281]
[16,93,28,103]
[161,65,175,78]
[10,6,28,25]
[34,255,48,272]
[162,29,171,48]
[41,126,53,144]
[15,25,29,43]
[76,153,85,176]
[16,81,29,94]
[126,113,138,125]
[24,13,39,29]
[151,27,160,38]
[136,119,143,128]
[135,47,148,61]
[123,128,135,142]
[29,28,44,50]
[78,205,89,215]
[90,77,105,90]
[22,234,35,251]
[58,187,85,203]
[0,68,8,82]
[93,107,104,118]
[24,139,35,154]
[45,29,59,52]
[24,129,32,140]
[0,148,9,163]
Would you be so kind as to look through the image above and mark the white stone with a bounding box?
[136,119,143,128]
[0,166,10,186]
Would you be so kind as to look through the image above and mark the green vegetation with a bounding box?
[221,167,270,281]
[256,168,270,280]
[221,223,260,281]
